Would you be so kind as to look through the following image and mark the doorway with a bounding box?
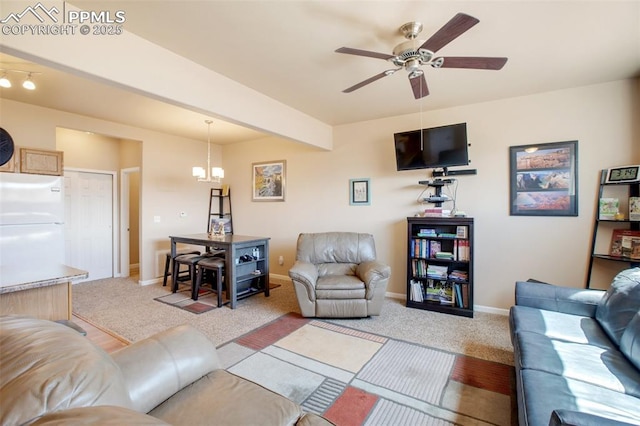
[64,170,115,282]
[120,167,140,278]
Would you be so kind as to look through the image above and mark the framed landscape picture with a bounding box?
[509,140,578,216]
[252,160,286,202]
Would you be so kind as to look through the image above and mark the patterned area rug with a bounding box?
[154,283,280,314]
[218,313,515,426]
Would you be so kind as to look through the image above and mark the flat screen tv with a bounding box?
[394,122,469,171]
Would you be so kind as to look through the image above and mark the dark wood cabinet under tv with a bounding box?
[406,217,474,317]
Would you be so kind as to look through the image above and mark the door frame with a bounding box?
[120,167,140,278]
[64,167,119,277]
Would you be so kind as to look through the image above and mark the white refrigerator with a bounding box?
[0,173,65,267]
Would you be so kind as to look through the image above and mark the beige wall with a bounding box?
[1,78,637,311]
[223,79,639,311]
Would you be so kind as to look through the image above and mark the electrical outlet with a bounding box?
[153,216,161,223]
[278,255,284,266]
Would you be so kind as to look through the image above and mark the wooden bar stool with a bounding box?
[162,249,201,287]
[171,253,207,293]
[194,257,225,306]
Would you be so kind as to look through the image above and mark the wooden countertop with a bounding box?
[0,264,88,294]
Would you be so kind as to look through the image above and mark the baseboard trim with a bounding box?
[141,273,509,315]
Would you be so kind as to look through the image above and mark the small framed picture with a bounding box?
[252,160,286,202]
[349,178,370,206]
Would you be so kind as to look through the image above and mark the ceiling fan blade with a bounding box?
[409,73,429,99]
[439,56,508,70]
[420,13,479,53]
[335,47,395,61]
[343,70,394,93]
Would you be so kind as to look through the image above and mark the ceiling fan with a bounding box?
[335,13,508,99]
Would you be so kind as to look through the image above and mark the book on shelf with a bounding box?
[610,229,640,257]
[454,283,463,308]
[429,241,441,258]
[435,251,454,260]
[423,208,443,217]
[417,228,437,237]
[599,198,619,220]
[630,197,640,221]
[449,269,468,282]
[461,283,470,308]
[438,281,454,305]
[425,279,440,302]
[621,234,640,259]
[437,232,457,239]
[426,264,448,279]
[456,240,470,261]
[409,280,424,302]
[456,226,468,239]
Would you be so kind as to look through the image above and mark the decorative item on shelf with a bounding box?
[609,229,640,257]
[599,198,619,220]
[193,120,224,183]
[630,197,640,221]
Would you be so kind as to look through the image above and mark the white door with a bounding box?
[64,171,114,281]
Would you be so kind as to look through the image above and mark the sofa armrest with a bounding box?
[289,261,319,289]
[550,409,640,426]
[357,261,391,286]
[112,325,220,414]
[515,280,604,317]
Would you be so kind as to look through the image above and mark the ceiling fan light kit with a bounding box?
[336,13,508,99]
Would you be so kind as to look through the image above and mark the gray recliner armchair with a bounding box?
[288,232,391,318]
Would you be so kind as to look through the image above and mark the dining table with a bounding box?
[169,233,270,309]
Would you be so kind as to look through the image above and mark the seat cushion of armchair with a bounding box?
[0,315,133,426]
[148,369,305,426]
[316,275,365,299]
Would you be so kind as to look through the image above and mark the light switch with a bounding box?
[153,216,161,223]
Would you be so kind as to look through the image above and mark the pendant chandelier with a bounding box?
[192,119,224,183]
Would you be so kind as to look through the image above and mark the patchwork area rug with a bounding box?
[154,283,280,314]
[218,313,515,426]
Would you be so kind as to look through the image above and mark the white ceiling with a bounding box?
[1,1,639,144]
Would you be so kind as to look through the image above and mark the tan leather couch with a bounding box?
[289,232,391,318]
[0,315,333,426]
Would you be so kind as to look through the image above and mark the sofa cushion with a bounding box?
[510,305,613,349]
[296,232,376,264]
[149,370,305,425]
[0,316,133,426]
[518,369,640,426]
[514,331,640,397]
[596,268,640,346]
[620,312,640,371]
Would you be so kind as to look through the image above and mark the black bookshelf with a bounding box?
[406,217,474,317]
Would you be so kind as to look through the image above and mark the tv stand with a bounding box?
[418,179,449,207]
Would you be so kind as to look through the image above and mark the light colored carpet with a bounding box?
[72,276,514,365]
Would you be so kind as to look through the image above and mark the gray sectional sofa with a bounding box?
[509,268,640,426]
